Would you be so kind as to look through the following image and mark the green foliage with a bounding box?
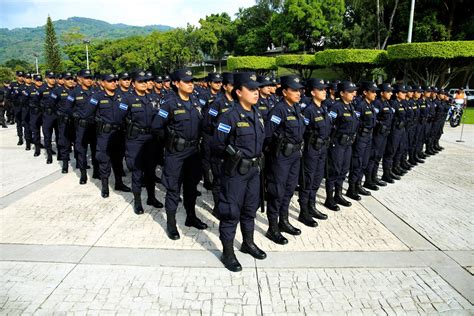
[315,49,387,66]
[233,5,273,55]
[44,16,62,73]
[2,59,34,72]
[196,13,235,60]
[276,54,318,79]
[227,56,277,73]
[0,66,14,82]
[387,41,474,60]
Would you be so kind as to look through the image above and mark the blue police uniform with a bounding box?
[265,75,306,244]
[324,81,359,211]
[211,72,267,272]
[416,89,430,159]
[298,78,331,226]
[39,73,58,164]
[28,77,43,155]
[152,69,207,240]
[347,82,378,200]
[17,78,33,149]
[9,74,24,144]
[424,92,436,155]
[434,91,449,151]
[365,89,394,187]
[121,72,163,215]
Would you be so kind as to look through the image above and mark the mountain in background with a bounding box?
[0,17,172,65]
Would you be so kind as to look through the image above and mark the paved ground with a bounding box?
[1,122,473,315]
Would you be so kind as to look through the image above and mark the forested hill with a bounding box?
[0,17,172,63]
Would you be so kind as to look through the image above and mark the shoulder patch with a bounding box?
[159,108,169,118]
[119,103,128,111]
[51,93,57,99]
[67,95,75,102]
[208,108,218,117]
[329,111,337,119]
[90,98,99,105]
[270,115,282,125]
[374,108,380,114]
[217,122,231,134]
[355,111,361,118]
[199,99,206,106]
[304,118,310,125]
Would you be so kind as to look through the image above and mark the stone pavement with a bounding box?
[1,123,473,315]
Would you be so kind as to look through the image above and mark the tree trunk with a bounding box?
[381,0,399,50]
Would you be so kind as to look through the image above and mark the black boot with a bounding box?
[308,201,327,220]
[357,181,371,196]
[146,186,164,208]
[335,186,352,207]
[363,173,379,191]
[17,137,23,146]
[241,230,266,260]
[381,167,394,184]
[114,177,131,192]
[392,165,405,176]
[79,169,87,185]
[400,160,412,170]
[185,207,208,229]
[25,141,31,151]
[324,189,340,211]
[346,182,361,201]
[390,168,402,180]
[415,154,425,163]
[265,219,288,245]
[297,203,318,227]
[221,241,242,272]
[133,192,144,215]
[92,166,100,179]
[279,215,301,235]
[46,153,53,164]
[34,145,40,157]
[166,211,180,240]
[61,160,68,174]
[101,178,109,198]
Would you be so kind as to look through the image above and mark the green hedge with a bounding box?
[387,41,474,60]
[314,49,387,66]
[276,54,317,67]
[227,56,277,71]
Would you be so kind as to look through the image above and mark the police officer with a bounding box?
[29,74,45,156]
[0,80,8,128]
[408,86,423,165]
[39,71,58,164]
[86,73,131,197]
[68,69,98,184]
[3,80,14,125]
[424,87,437,156]
[265,75,305,245]
[434,90,449,151]
[324,81,359,211]
[418,86,432,159]
[10,71,25,145]
[382,84,407,181]
[212,72,266,272]
[298,78,330,227]
[53,72,76,173]
[401,86,417,170]
[200,72,223,190]
[160,75,172,96]
[117,72,132,98]
[347,81,378,200]
[18,73,34,150]
[152,69,207,240]
[256,75,275,120]
[202,72,235,215]
[365,83,394,188]
[122,70,164,214]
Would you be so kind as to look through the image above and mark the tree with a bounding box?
[61,27,86,46]
[0,66,15,82]
[275,54,319,79]
[386,41,474,87]
[2,59,33,72]
[196,13,235,60]
[44,16,62,72]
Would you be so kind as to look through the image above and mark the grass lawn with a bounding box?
[462,107,474,124]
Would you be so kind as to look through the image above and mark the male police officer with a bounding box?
[29,74,45,156]
[39,71,58,164]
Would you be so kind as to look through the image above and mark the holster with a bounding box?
[338,134,356,146]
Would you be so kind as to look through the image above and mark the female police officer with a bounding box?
[324,81,359,211]
[212,72,266,272]
[152,69,207,241]
[298,78,331,227]
[265,75,305,245]
[122,71,163,215]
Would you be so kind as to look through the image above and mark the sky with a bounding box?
[0,0,256,29]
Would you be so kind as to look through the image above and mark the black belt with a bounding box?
[359,127,373,136]
[241,157,261,168]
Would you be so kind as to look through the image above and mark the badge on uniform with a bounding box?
[217,122,231,134]
[159,109,169,118]
[90,98,99,105]
[329,111,337,119]
[270,115,281,125]
[119,103,128,111]
[209,108,218,117]
[300,103,307,109]
[67,95,75,102]
[199,99,206,106]
[374,108,380,114]
[51,93,57,99]
[355,111,361,118]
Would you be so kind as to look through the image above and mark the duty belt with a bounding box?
[240,157,261,168]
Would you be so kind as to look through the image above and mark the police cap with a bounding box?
[77,69,93,78]
[233,72,261,90]
[338,81,357,92]
[257,75,273,87]
[280,75,304,90]
[306,78,328,90]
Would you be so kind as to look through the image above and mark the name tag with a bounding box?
[258,106,267,110]
[61,93,68,97]
[237,122,250,128]
[365,111,372,115]
[174,109,186,115]
[315,116,323,122]
[100,100,109,104]
[286,115,296,121]
[221,108,229,113]
[343,113,351,117]
[132,103,142,108]
[76,96,84,100]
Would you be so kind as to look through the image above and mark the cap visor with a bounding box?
[181,76,194,82]
[287,83,304,90]
[243,81,261,89]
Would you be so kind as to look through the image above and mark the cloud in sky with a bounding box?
[0,0,256,29]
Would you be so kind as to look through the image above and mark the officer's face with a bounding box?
[423,92,430,98]
[397,92,406,100]
[64,78,75,88]
[431,92,437,99]
[154,82,163,90]
[34,79,43,87]
[381,91,392,100]
[119,78,131,89]
[223,83,233,94]
[176,80,194,95]
[163,81,171,89]
[81,77,93,88]
[17,76,24,83]
[210,81,222,92]
[364,90,377,102]
[236,86,259,105]
[340,90,355,103]
[133,80,148,94]
[414,91,421,99]
[46,78,55,86]
[146,80,154,90]
[259,85,271,97]
[25,78,32,84]
[407,91,414,98]
[311,88,326,102]
[282,88,301,104]
[103,79,117,92]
